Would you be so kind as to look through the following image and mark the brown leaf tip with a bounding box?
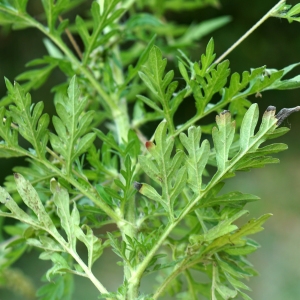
[14,173,19,179]
[266,105,276,112]
[133,181,143,191]
[275,106,300,126]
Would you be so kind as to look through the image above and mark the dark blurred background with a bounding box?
[1,0,300,299]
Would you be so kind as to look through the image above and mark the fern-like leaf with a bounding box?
[49,76,96,175]
[5,78,49,158]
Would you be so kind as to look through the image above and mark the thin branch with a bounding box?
[59,16,83,60]
[214,0,286,64]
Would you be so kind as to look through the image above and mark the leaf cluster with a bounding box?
[0,1,300,300]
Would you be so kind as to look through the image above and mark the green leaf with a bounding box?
[5,78,49,158]
[200,191,259,208]
[40,252,72,280]
[206,214,272,253]
[49,76,95,175]
[76,225,103,269]
[272,3,300,23]
[50,179,76,250]
[124,34,156,86]
[77,0,123,65]
[0,1,32,29]
[138,121,188,217]
[37,273,74,300]
[27,236,64,252]
[216,284,238,299]
[138,183,164,204]
[41,0,82,33]
[138,45,181,124]
[196,38,216,76]
[193,59,230,114]
[15,57,57,91]
[136,95,163,113]
[13,173,57,232]
[180,126,210,194]
[0,107,25,158]
[212,111,235,172]
[190,210,248,244]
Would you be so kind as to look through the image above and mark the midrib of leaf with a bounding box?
[160,147,173,219]
[44,0,53,32]
[191,138,201,193]
[219,125,228,171]
[152,51,175,133]
[66,81,77,175]
[133,116,276,283]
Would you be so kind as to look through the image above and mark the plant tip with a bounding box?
[266,105,276,112]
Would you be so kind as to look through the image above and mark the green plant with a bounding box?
[0,0,300,299]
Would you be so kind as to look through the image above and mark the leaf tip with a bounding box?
[275,106,300,126]
[266,105,276,112]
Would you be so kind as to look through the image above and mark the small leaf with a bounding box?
[212,111,235,172]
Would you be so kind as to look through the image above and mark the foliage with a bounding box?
[0,0,299,299]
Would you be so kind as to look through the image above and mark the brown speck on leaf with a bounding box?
[145,141,153,149]
[14,173,19,179]
[133,181,143,191]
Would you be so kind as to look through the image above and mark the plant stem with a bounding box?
[214,0,286,64]
[132,113,277,293]
[69,249,110,295]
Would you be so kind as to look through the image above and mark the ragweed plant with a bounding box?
[0,0,300,299]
